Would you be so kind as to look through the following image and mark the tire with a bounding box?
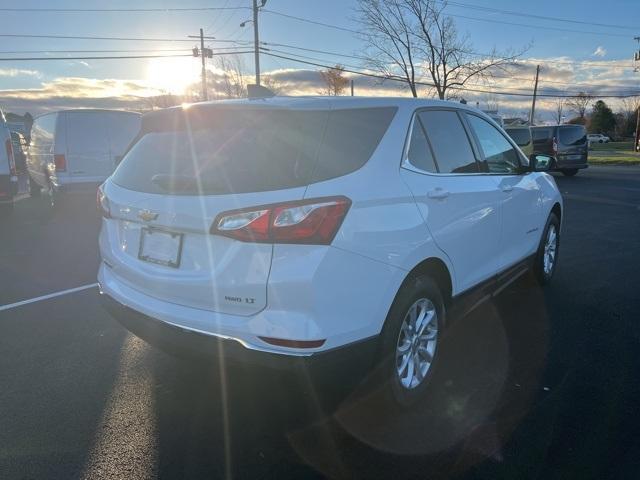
[534,213,560,286]
[561,169,578,176]
[29,176,41,197]
[376,275,445,408]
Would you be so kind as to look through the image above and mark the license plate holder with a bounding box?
[138,227,184,268]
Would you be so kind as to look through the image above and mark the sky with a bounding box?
[1,0,640,120]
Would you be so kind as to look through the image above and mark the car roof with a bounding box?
[35,108,141,119]
[146,96,495,124]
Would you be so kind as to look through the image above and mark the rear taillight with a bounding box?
[54,154,66,172]
[211,196,351,245]
[552,137,558,156]
[5,139,16,176]
[97,184,111,218]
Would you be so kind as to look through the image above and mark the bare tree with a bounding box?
[553,98,565,124]
[261,74,286,95]
[566,92,593,119]
[319,65,350,96]
[355,0,524,99]
[217,54,247,99]
[618,96,640,136]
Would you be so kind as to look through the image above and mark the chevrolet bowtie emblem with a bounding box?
[138,210,159,222]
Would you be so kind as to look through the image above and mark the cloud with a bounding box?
[592,46,607,57]
[1,55,637,122]
[0,68,40,77]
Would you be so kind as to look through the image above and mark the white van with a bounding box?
[27,109,141,195]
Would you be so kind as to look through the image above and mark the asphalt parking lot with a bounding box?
[1,166,639,480]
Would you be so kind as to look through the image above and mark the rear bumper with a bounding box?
[554,155,588,170]
[99,291,378,376]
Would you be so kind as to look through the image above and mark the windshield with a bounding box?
[113,107,396,195]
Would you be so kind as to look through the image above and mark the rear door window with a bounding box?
[405,116,438,173]
[418,110,479,173]
[112,107,396,195]
[559,126,587,146]
[532,127,553,144]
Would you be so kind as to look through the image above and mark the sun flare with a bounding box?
[146,56,199,94]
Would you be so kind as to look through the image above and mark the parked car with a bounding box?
[505,125,533,157]
[532,124,588,176]
[0,109,18,213]
[98,98,562,407]
[587,133,610,144]
[27,109,141,200]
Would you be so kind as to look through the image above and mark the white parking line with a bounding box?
[0,283,99,312]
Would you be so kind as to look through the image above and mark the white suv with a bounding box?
[98,97,562,406]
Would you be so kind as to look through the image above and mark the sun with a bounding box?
[146,56,199,95]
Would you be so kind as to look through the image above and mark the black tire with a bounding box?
[534,213,560,286]
[29,176,41,197]
[561,169,578,176]
[375,275,445,408]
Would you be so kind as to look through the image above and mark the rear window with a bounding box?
[112,107,396,195]
[559,125,587,146]
[505,128,531,147]
[532,127,553,144]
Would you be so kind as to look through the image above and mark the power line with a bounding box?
[446,13,630,38]
[262,47,640,95]
[0,6,250,13]
[0,47,245,54]
[261,9,358,34]
[259,42,638,91]
[0,51,254,61]
[0,33,252,43]
[260,51,640,98]
[442,0,637,31]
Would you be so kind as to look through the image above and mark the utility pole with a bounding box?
[191,29,213,102]
[634,37,640,151]
[252,0,262,86]
[200,28,207,101]
[350,79,354,96]
[530,64,540,125]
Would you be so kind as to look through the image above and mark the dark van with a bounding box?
[531,125,588,176]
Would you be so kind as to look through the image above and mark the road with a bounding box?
[1,166,639,479]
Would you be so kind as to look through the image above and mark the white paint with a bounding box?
[0,283,99,312]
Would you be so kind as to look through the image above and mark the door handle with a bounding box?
[427,188,450,200]
[501,185,514,193]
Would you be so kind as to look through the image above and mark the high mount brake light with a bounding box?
[211,196,351,245]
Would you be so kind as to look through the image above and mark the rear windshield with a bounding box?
[505,128,531,147]
[559,125,587,146]
[532,127,553,144]
[112,107,396,195]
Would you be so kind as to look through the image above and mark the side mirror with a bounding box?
[529,153,554,172]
